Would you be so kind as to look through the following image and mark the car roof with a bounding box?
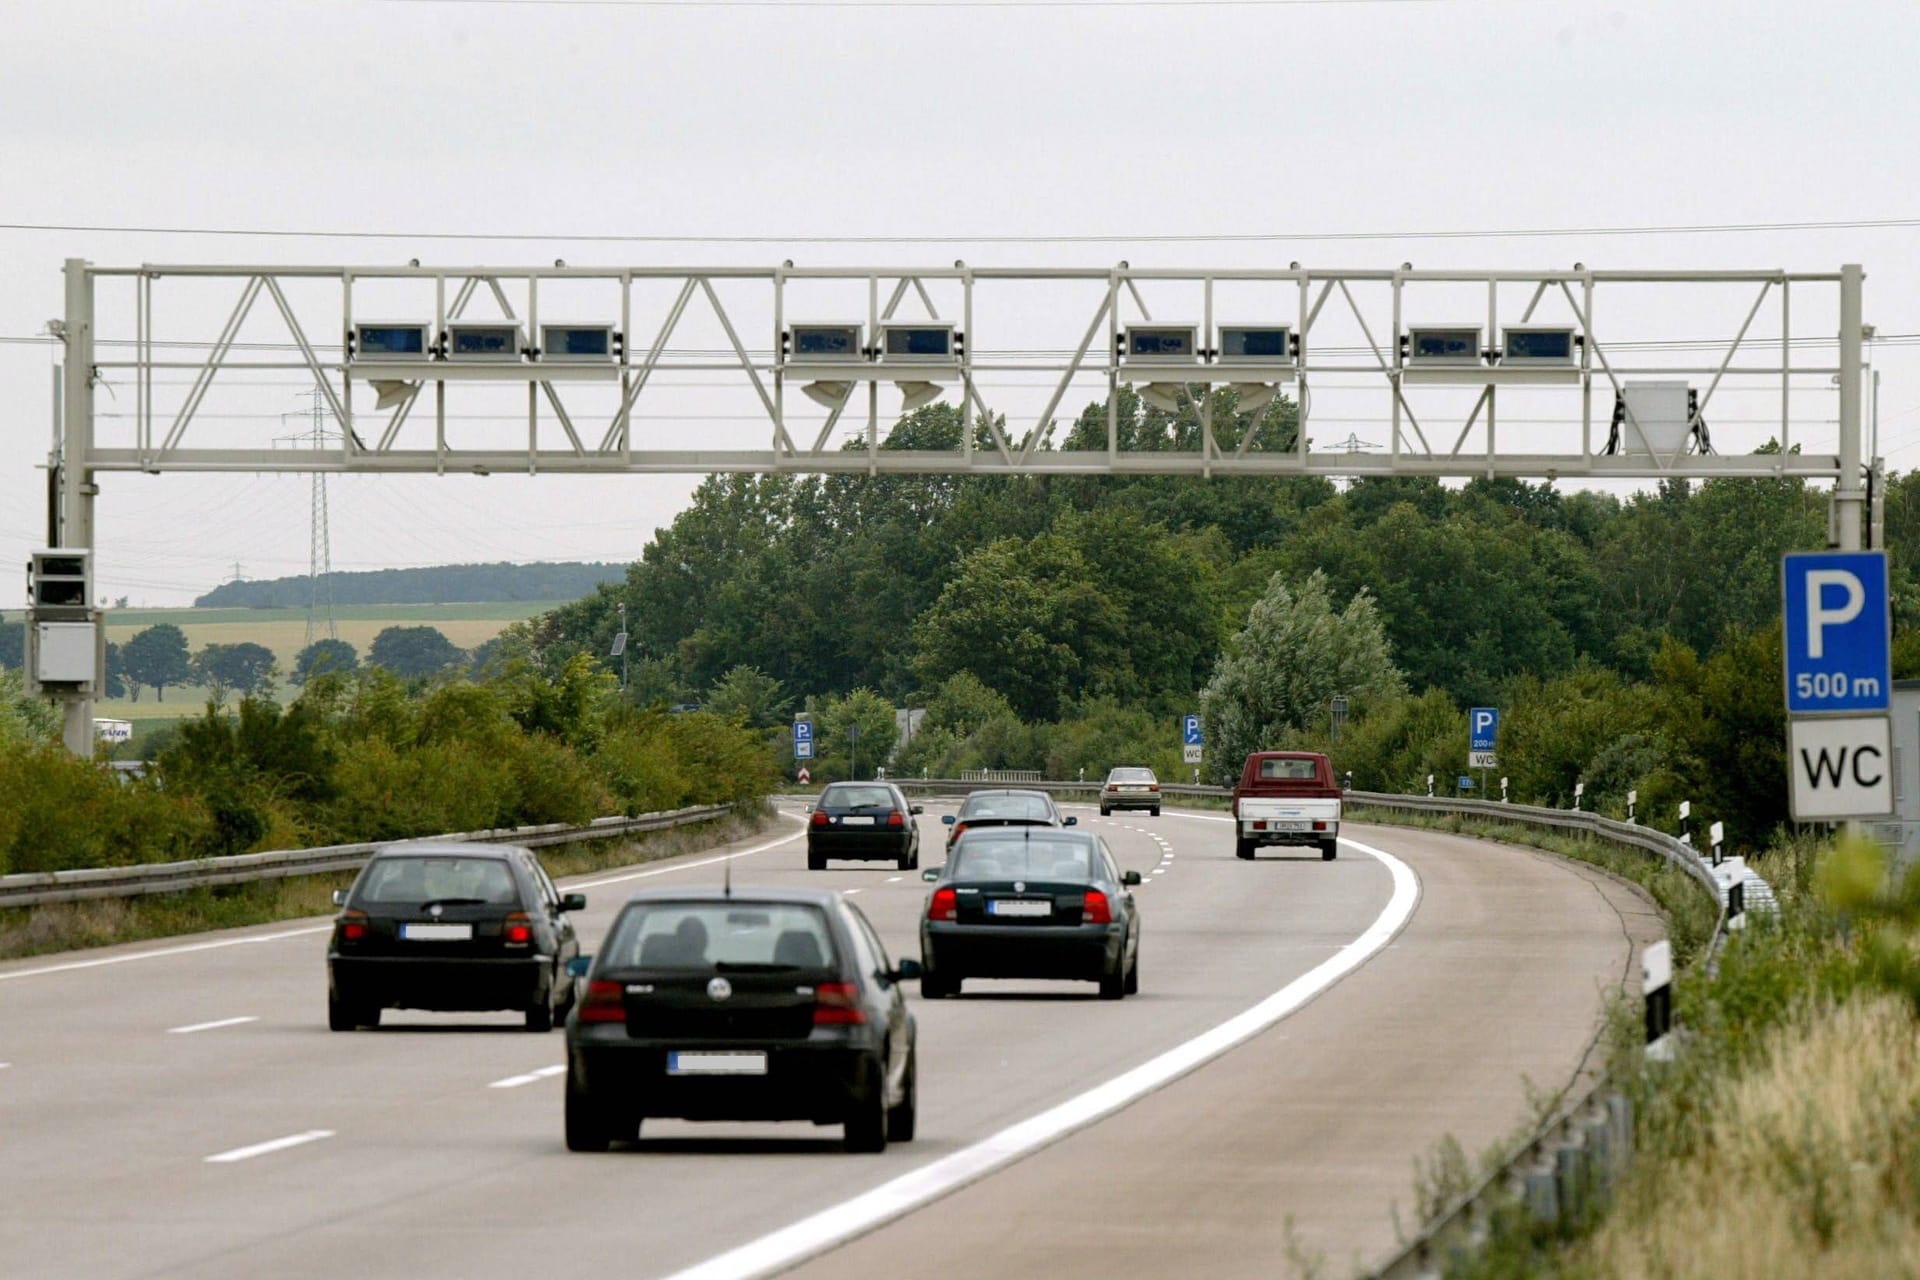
[961,788,1053,801]
[955,827,1093,846]
[616,885,849,908]
[370,841,519,860]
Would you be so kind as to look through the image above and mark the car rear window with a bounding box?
[357,856,518,905]
[821,785,894,809]
[1258,758,1320,780]
[959,793,1054,822]
[951,837,1095,882]
[1108,768,1155,782]
[603,903,837,971]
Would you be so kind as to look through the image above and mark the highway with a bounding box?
[0,802,1657,1279]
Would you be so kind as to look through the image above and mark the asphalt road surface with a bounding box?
[0,804,1657,1279]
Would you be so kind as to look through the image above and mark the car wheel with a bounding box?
[808,850,825,872]
[898,850,915,872]
[886,1047,918,1143]
[327,993,364,1032]
[920,971,956,999]
[1235,839,1255,860]
[1099,805,1110,817]
[1150,807,1161,817]
[565,1076,612,1153]
[1124,947,1140,996]
[844,1059,889,1153]
[1098,956,1126,1001]
[525,997,555,1033]
[1321,840,1339,861]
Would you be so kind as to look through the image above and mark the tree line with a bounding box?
[193,560,624,608]
[497,393,1917,849]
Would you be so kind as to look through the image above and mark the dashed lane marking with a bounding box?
[490,1065,566,1089]
[168,1016,258,1035]
[205,1130,335,1164]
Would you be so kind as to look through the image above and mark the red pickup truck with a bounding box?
[1231,751,1342,862]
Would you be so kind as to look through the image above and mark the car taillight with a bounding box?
[813,982,866,1025]
[950,823,968,840]
[503,912,533,946]
[579,980,626,1023]
[811,810,829,827]
[928,887,958,922]
[1148,784,1160,792]
[1312,820,1327,831]
[887,811,904,828]
[1082,890,1112,925]
[337,909,368,943]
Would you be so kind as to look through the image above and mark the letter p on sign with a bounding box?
[1804,569,1865,659]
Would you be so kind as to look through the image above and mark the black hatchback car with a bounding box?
[327,842,584,1032]
[919,829,1141,1000]
[564,886,921,1154]
[808,782,924,871]
[940,788,1077,851]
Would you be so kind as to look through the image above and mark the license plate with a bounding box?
[668,1051,768,1076]
[400,923,473,941]
[1273,821,1311,832]
[988,899,1052,918]
[839,816,875,826]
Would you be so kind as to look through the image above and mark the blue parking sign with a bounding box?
[1182,715,1203,746]
[793,718,814,760]
[1783,551,1891,714]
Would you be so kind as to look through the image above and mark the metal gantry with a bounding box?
[42,257,1876,753]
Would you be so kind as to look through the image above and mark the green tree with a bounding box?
[813,688,900,782]
[705,665,791,728]
[293,638,359,684]
[121,624,193,702]
[193,642,276,704]
[1199,570,1405,783]
[368,625,462,679]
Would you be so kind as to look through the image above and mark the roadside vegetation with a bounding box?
[0,655,778,880]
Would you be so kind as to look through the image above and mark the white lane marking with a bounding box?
[1,816,807,984]
[204,1129,335,1164]
[167,1016,258,1035]
[0,925,333,983]
[572,816,807,890]
[886,876,903,883]
[489,1064,566,1089]
[844,889,863,896]
[0,1062,10,1070]
[662,834,1419,1280]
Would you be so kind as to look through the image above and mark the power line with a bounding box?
[1,215,1916,246]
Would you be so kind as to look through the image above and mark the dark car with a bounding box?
[808,782,923,871]
[327,842,584,1032]
[563,887,921,1154]
[940,788,1077,851]
[918,829,1141,1000]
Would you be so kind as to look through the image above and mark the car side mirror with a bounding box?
[331,889,349,908]
[892,958,923,982]
[941,814,956,825]
[921,867,941,882]
[560,892,587,912]
[1122,871,1143,887]
[1063,816,1078,826]
[565,955,592,979]
[910,805,924,816]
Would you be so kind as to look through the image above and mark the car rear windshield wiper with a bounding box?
[416,897,489,910]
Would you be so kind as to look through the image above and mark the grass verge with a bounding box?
[0,806,780,962]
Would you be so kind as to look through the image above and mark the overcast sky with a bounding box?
[2,0,1915,607]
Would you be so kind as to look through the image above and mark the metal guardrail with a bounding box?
[900,777,1740,1279]
[0,804,735,910]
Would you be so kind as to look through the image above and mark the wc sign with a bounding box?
[1781,551,1893,821]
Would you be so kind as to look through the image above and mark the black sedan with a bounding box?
[808,782,923,871]
[918,829,1141,1000]
[564,886,920,1154]
[940,788,1077,851]
[327,842,584,1032]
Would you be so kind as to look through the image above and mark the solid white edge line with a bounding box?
[1,813,810,984]
[489,1064,567,1090]
[204,1129,335,1164]
[167,1015,259,1035]
[660,831,1420,1280]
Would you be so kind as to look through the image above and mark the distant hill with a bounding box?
[195,562,626,608]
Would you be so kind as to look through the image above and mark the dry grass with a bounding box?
[0,808,777,961]
[1577,995,1920,1279]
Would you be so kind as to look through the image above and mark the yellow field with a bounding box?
[96,605,544,719]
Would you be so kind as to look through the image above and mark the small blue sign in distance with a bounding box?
[1782,551,1891,714]
[1469,707,1498,752]
[1182,715,1203,746]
